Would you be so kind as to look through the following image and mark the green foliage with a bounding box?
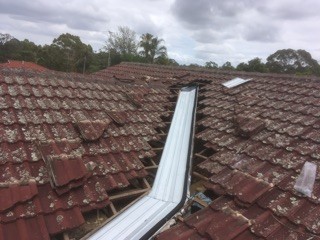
[46,33,93,72]
[0,33,13,45]
[2,30,319,76]
[205,61,218,69]
[236,58,267,73]
[221,61,234,70]
[266,49,320,76]
[187,63,202,68]
[139,33,167,63]
[0,38,22,62]
[105,26,138,56]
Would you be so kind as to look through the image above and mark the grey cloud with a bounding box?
[0,0,108,31]
[243,23,280,42]
[171,0,214,28]
[192,30,234,44]
[171,0,254,29]
[257,0,320,20]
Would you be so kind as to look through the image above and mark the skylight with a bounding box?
[222,77,251,88]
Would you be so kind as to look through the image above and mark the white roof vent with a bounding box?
[222,77,251,88]
[294,161,317,197]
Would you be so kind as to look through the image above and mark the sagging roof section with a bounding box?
[87,86,198,240]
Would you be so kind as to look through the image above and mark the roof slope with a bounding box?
[0,60,48,72]
[0,68,171,239]
[102,62,320,239]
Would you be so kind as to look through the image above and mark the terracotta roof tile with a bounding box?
[3,62,320,238]
[0,181,38,211]
[99,63,320,239]
[0,66,172,238]
[0,215,50,240]
[0,61,48,72]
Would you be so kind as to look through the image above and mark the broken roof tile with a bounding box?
[106,111,127,126]
[4,61,320,239]
[46,155,88,188]
[75,119,111,141]
[234,115,266,139]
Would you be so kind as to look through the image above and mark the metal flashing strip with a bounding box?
[222,77,251,88]
[87,86,198,240]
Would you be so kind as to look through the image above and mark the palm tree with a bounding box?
[139,33,167,63]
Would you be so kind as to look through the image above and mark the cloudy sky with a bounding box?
[1,0,320,66]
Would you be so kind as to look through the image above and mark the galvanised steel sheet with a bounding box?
[87,86,198,240]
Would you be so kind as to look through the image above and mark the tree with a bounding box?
[19,39,41,63]
[221,61,234,70]
[106,26,138,56]
[0,33,13,45]
[247,58,267,72]
[154,55,179,66]
[188,63,201,68]
[43,33,93,72]
[236,58,267,73]
[205,61,218,69]
[0,38,22,62]
[139,33,167,63]
[266,49,320,76]
[236,62,248,71]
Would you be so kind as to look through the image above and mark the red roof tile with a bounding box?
[3,61,320,239]
[99,62,320,239]
[0,181,38,211]
[0,66,172,238]
[0,60,48,72]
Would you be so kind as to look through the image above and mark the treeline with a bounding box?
[202,49,320,76]
[0,27,176,73]
[1,27,320,76]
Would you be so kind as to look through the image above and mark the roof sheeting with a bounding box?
[222,77,251,88]
[87,86,198,240]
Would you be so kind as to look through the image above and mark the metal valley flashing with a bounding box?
[86,86,198,240]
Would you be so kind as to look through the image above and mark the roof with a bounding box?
[100,62,320,239]
[2,61,320,239]
[0,60,48,72]
[0,68,172,239]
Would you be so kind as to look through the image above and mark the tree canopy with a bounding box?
[205,61,218,69]
[1,29,320,77]
[106,26,138,56]
[236,58,267,73]
[266,49,320,76]
[139,33,167,63]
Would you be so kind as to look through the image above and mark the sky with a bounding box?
[0,0,320,66]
